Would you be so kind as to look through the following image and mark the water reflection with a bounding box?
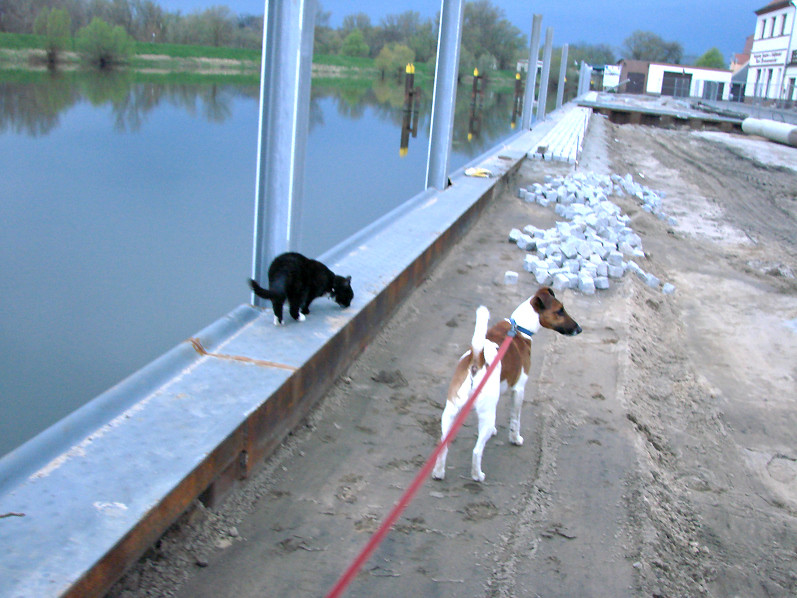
[1,70,520,153]
[0,70,520,458]
[511,72,524,128]
[0,70,258,135]
[400,64,421,156]
[468,69,485,141]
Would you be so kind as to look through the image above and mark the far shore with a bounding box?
[0,47,379,78]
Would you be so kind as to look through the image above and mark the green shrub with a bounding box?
[33,8,71,66]
[77,18,133,69]
[341,29,369,58]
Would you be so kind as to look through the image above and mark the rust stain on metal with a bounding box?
[188,338,298,372]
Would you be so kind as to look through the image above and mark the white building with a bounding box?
[745,0,797,101]
[618,60,733,100]
[647,63,732,99]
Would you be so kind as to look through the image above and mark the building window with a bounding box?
[767,68,774,97]
[792,49,797,64]
[783,14,790,36]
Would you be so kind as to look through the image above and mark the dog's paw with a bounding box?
[297,313,306,322]
[431,468,445,481]
[510,433,524,446]
[273,316,284,326]
[471,470,486,482]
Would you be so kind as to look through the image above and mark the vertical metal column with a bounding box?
[426,0,465,190]
[251,0,316,305]
[520,14,542,130]
[578,61,593,97]
[556,43,569,109]
[535,27,554,122]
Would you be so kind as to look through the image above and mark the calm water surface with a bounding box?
[0,72,520,457]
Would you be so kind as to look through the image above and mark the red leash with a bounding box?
[325,328,517,598]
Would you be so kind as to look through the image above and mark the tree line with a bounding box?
[1,0,728,72]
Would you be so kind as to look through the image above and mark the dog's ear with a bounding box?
[544,287,556,298]
[531,295,545,313]
[345,276,352,284]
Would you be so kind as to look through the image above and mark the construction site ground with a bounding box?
[111,114,797,598]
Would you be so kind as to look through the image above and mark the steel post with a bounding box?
[536,27,554,122]
[556,43,569,109]
[251,0,316,306]
[426,0,465,190]
[578,62,592,96]
[521,14,542,129]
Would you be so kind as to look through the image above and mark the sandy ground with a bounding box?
[109,115,797,598]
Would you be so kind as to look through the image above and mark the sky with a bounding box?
[156,0,762,62]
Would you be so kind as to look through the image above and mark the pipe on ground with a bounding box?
[741,117,797,147]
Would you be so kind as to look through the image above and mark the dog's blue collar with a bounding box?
[508,318,535,338]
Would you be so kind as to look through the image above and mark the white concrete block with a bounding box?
[517,234,535,251]
[565,259,580,273]
[627,260,643,275]
[535,268,553,286]
[645,273,660,288]
[548,251,564,267]
[561,239,579,259]
[595,276,610,290]
[662,282,676,294]
[551,272,571,291]
[578,272,596,294]
[504,270,519,285]
[577,240,593,258]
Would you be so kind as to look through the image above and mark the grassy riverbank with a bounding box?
[0,32,519,91]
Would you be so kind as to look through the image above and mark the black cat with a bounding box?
[249,252,353,325]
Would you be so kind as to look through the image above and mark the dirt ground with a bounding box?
[110,115,797,598]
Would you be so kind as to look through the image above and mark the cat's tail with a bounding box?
[248,278,281,301]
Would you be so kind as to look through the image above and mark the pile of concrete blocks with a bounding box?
[512,171,675,295]
[529,107,592,163]
[611,173,678,227]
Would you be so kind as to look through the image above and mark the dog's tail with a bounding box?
[469,306,490,372]
[248,278,281,301]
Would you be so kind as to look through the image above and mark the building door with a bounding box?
[661,72,693,97]
[627,72,645,94]
[702,81,725,100]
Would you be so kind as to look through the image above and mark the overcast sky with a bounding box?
[156,0,761,61]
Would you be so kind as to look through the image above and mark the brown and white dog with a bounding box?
[432,287,582,482]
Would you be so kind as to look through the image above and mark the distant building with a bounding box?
[731,35,754,72]
[617,60,733,100]
[516,58,542,74]
[745,0,797,102]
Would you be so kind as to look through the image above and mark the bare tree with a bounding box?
[623,30,683,63]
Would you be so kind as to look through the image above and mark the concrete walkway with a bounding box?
[0,102,596,598]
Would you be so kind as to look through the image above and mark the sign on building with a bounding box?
[603,65,622,90]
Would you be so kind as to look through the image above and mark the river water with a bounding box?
[0,70,521,457]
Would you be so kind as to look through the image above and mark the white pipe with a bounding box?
[741,117,797,147]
